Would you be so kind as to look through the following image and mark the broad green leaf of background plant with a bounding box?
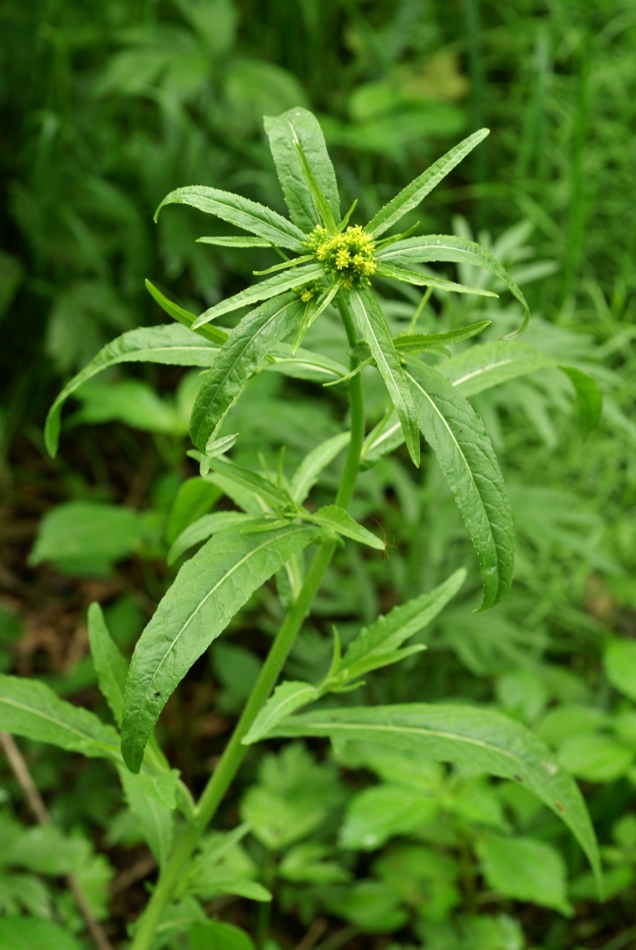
[154,185,307,251]
[0,673,120,761]
[45,323,219,456]
[265,107,340,232]
[268,704,601,890]
[0,917,83,950]
[119,767,175,868]
[475,834,573,916]
[404,357,514,609]
[378,234,530,336]
[349,285,420,467]
[121,522,321,772]
[439,340,554,396]
[193,262,322,327]
[605,639,636,703]
[189,294,304,451]
[189,919,256,950]
[366,129,490,237]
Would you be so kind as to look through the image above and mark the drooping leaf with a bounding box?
[307,505,384,550]
[189,294,303,450]
[394,320,491,353]
[269,703,601,890]
[265,107,340,232]
[376,262,498,298]
[121,522,321,772]
[404,357,514,609]
[87,603,128,727]
[193,263,322,327]
[339,569,466,681]
[0,673,120,761]
[559,365,603,438]
[45,323,219,457]
[168,511,253,565]
[349,286,420,467]
[290,432,350,503]
[438,340,554,396]
[155,186,306,251]
[366,129,490,237]
[145,279,228,344]
[243,681,322,745]
[377,234,529,336]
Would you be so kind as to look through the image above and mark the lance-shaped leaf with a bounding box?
[121,522,321,772]
[438,340,555,396]
[559,365,603,438]
[265,107,340,232]
[366,129,490,238]
[339,569,466,682]
[155,186,307,252]
[268,703,601,892]
[119,767,175,868]
[404,356,514,609]
[349,286,420,467]
[395,320,491,354]
[168,511,253,565]
[197,235,273,248]
[0,673,120,761]
[87,603,128,728]
[207,456,295,511]
[244,681,322,745]
[45,323,219,457]
[291,432,350,503]
[193,263,322,328]
[306,505,384,550]
[376,262,498,298]
[377,234,529,337]
[145,279,228,344]
[265,344,347,383]
[190,294,304,451]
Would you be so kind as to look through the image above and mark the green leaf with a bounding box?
[558,733,634,783]
[605,639,636,702]
[45,323,219,457]
[366,129,490,237]
[121,522,321,772]
[360,409,404,468]
[376,262,498,298]
[377,233,530,337]
[265,107,340,232]
[438,340,553,396]
[349,286,420,467]
[476,834,573,916]
[196,235,273,247]
[290,432,350,503]
[243,681,322,745]
[189,920,256,950]
[168,511,252,565]
[155,186,307,252]
[269,703,601,890]
[207,456,295,511]
[559,365,603,438]
[145,279,228,344]
[265,343,347,383]
[0,917,82,950]
[340,784,438,851]
[119,767,175,867]
[166,477,222,546]
[339,569,466,682]
[404,357,514,609]
[294,141,337,232]
[87,603,128,727]
[308,505,384,550]
[193,263,322,327]
[189,294,304,451]
[0,673,120,761]
[394,320,491,354]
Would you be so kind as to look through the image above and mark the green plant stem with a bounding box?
[129,295,364,950]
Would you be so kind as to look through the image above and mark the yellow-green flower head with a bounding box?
[306,224,376,290]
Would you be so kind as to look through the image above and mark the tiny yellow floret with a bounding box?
[305,223,376,288]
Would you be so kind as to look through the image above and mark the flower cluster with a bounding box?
[306,224,377,290]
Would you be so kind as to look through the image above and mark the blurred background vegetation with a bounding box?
[1,1,636,948]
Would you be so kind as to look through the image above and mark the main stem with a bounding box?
[129,296,364,950]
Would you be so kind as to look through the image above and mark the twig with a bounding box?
[315,924,361,950]
[294,917,328,950]
[0,732,115,950]
[110,853,157,896]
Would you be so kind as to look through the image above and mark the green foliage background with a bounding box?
[1,1,636,949]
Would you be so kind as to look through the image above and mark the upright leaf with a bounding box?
[559,365,603,438]
[269,703,601,891]
[45,324,219,457]
[366,129,490,237]
[243,681,322,745]
[87,603,128,727]
[349,286,420,467]
[193,263,323,327]
[404,357,514,609]
[307,505,384,550]
[290,432,350,503]
[377,234,530,336]
[189,294,304,451]
[145,279,228,344]
[121,522,321,772]
[155,186,307,252]
[119,767,175,868]
[265,107,340,232]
